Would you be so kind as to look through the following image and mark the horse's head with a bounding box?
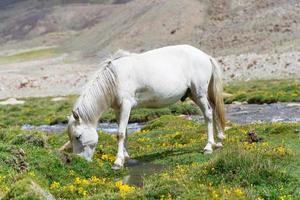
[67,110,98,161]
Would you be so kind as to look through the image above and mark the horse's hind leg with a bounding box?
[192,89,215,154]
[112,100,132,170]
[213,114,225,148]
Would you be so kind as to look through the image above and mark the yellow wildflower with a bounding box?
[50,181,60,190]
[74,177,81,185]
[234,188,243,197]
[81,179,89,185]
[274,146,286,156]
[212,190,219,199]
[78,187,88,197]
[28,171,35,177]
[101,153,115,162]
[68,184,75,192]
[90,176,99,183]
[115,180,135,198]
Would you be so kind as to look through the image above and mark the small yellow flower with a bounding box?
[78,187,88,196]
[50,181,60,190]
[115,180,123,188]
[212,190,219,199]
[28,171,35,177]
[101,153,115,162]
[74,177,81,185]
[115,180,135,198]
[81,179,89,185]
[257,197,264,200]
[234,188,243,197]
[68,184,75,192]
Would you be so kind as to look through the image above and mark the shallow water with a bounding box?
[122,160,166,187]
[22,122,143,134]
[22,103,300,134]
[190,103,300,124]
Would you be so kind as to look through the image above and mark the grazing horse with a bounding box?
[62,45,226,169]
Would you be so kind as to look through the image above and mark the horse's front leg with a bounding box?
[112,100,132,170]
[115,110,130,160]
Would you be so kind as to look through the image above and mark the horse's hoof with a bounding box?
[215,142,223,148]
[204,149,213,154]
[218,134,226,140]
[112,164,122,170]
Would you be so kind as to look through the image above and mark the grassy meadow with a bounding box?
[0,79,299,199]
[0,116,299,199]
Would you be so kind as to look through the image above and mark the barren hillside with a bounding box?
[0,0,299,98]
[1,0,299,56]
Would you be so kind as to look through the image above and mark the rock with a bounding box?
[232,101,242,105]
[51,97,67,102]
[287,103,300,107]
[0,98,25,105]
[240,130,264,143]
[31,80,39,88]
[2,178,55,200]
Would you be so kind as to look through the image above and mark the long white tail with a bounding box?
[208,57,225,131]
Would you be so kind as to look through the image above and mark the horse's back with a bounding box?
[111,45,213,107]
[113,45,211,78]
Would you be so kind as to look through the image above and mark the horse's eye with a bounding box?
[75,135,81,140]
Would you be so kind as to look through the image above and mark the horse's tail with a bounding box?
[208,57,225,132]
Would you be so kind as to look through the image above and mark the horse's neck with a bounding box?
[76,92,113,126]
[76,63,117,125]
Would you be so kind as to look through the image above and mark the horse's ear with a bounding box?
[72,110,80,121]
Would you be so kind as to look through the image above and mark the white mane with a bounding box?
[74,50,133,124]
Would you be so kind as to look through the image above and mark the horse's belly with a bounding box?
[134,86,187,108]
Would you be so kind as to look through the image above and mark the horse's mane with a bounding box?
[74,50,133,124]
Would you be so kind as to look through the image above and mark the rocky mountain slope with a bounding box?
[0,0,299,98]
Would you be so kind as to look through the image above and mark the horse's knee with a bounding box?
[204,111,213,122]
[117,132,125,140]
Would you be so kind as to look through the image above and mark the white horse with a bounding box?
[62,45,225,169]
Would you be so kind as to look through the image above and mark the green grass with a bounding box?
[224,79,300,104]
[0,115,299,199]
[0,48,57,63]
